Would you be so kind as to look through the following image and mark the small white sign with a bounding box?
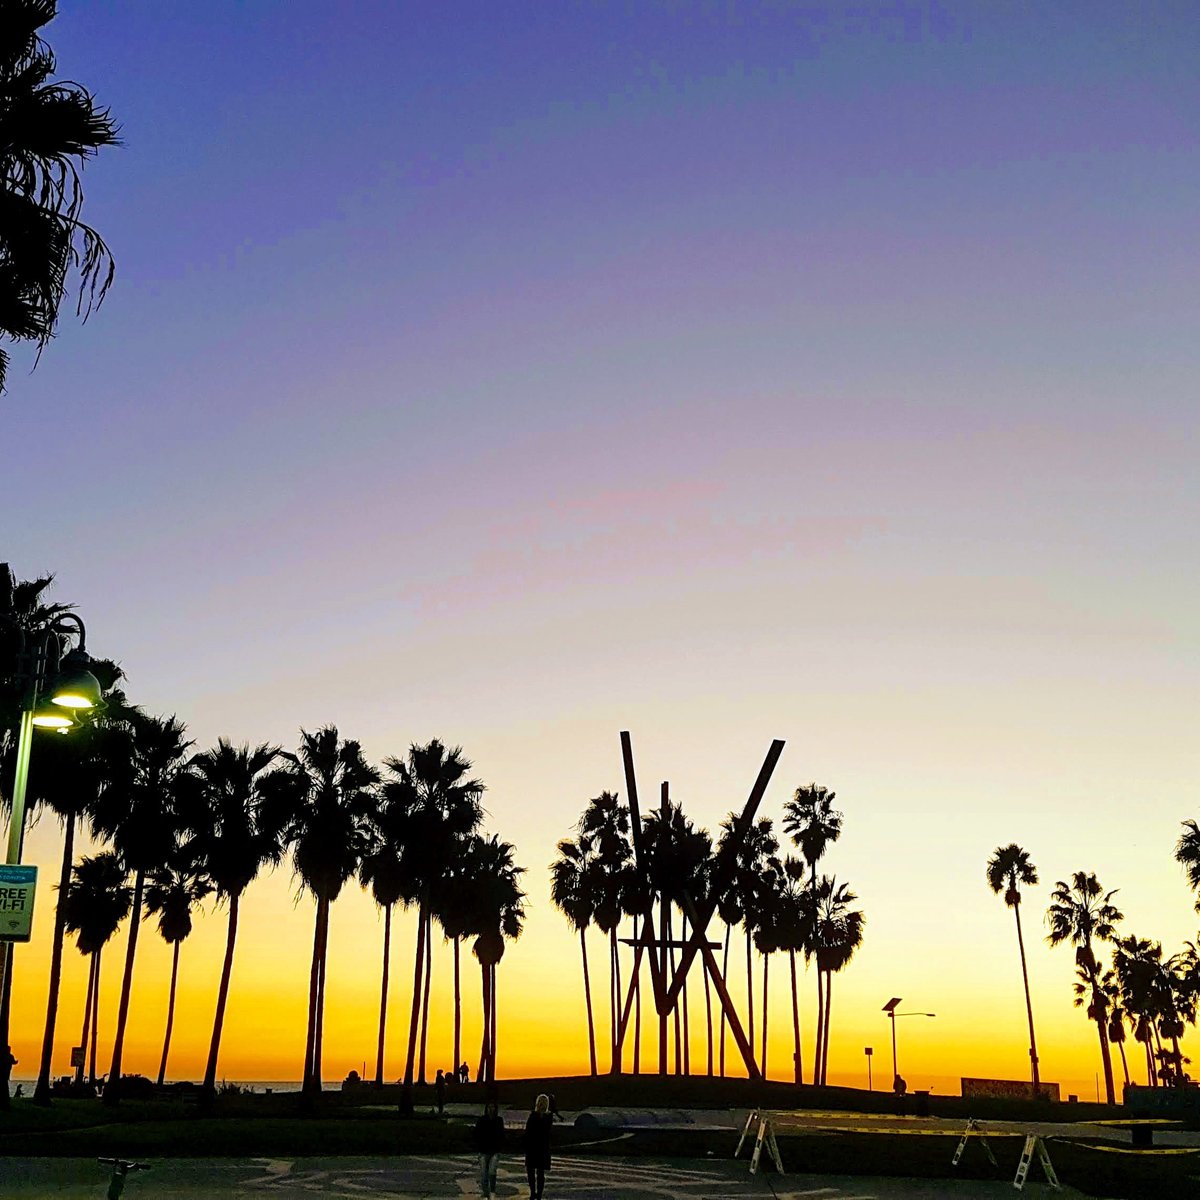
[0,864,37,942]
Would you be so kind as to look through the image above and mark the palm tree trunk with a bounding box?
[719,924,730,1077]
[788,949,802,1085]
[489,963,498,1082]
[33,810,76,1105]
[761,951,769,1078]
[1012,902,1040,1094]
[745,925,754,1062]
[671,908,682,1076]
[204,893,240,1096]
[581,927,598,1075]
[821,971,833,1086]
[1116,1038,1130,1089]
[402,900,428,1090]
[704,949,714,1077]
[88,947,101,1087]
[375,904,392,1086]
[681,913,691,1077]
[1091,985,1115,1104]
[103,868,145,1106]
[156,940,181,1087]
[311,897,330,1095]
[303,897,323,1094]
[658,895,668,1076]
[633,915,642,1075]
[813,963,825,1086]
[610,927,621,1074]
[77,952,97,1087]
[478,963,489,1083]
[453,934,461,1079]
[418,912,432,1084]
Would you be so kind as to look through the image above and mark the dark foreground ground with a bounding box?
[0,1075,1195,1198]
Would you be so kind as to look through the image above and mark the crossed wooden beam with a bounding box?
[614,730,785,1078]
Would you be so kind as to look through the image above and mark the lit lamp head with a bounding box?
[31,698,75,730]
[49,647,105,712]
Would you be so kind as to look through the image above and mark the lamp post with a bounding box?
[0,606,103,1100]
[882,997,935,1082]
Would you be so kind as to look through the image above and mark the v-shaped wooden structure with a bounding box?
[614,730,785,1077]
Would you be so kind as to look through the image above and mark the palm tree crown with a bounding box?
[987,843,1038,907]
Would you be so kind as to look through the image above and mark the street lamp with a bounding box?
[0,612,103,999]
[882,997,935,1082]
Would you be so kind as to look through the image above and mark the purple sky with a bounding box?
[5,1,1199,1088]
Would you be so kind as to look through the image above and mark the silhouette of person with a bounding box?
[524,1093,553,1199]
[473,1100,506,1199]
[460,1061,470,1084]
[893,1073,908,1115]
[435,1069,446,1114]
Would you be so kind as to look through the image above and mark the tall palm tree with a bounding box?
[550,832,599,1076]
[62,853,130,1088]
[579,791,632,1074]
[143,855,211,1086]
[387,740,483,1105]
[986,844,1042,1095]
[809,876,865,1086]
[26,658,128,1106]
[0,0,120,390]
[752,859,785,1078]
[465,834,525,1084]
[775,856,814,1084]
[184,739,283,1097]
[272,726,379,1100]
[719,813,778,1076]
[360,835,406,1087]
[782,785,842,1085]
[92,712,192,1106]
[1046,871,1123,1104]
[1113,934,1167,1087]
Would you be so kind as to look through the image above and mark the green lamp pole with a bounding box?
[0,612,103,1100]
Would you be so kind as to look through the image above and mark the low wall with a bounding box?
[960,1077,1059,1102]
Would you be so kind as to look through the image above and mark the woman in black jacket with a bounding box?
[473,1102,505,1199]
[523,1093,553,1199]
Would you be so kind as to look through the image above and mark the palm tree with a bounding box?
[986,844,1042,1095]
[1175,821,1200,910]
[550,832,599,1076]
[782,785,842,1085]
[272,726,379,1099]
[0,0,119,390]
[719,813,778,1076]
[62,853,131,1088]
[809,876,865,1086]
[752,860,785,1078]
[143,855,211,1086]
[26,658,128,1106]
[464,834,526,1083]
[1113,934,1167,1087]
[1046,871,1123,1104]
[579,791,632,1074]
[360,834,406,1087]
[775,856,814,1084]
[184,739,283,1097]
[92,712,192,1106]
[386,740,483,1106]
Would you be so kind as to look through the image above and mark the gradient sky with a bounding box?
[4,1,1199,1098]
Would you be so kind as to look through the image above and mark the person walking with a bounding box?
[435,1069,446,1115]
[473,1101,506,1199]
[523,1093,553,1199]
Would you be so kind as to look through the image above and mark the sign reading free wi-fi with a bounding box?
[0,865,37,942]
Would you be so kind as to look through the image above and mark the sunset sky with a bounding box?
[4,2,1198,1100]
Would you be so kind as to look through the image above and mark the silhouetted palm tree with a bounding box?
[26,658,128,1106]
[579,791,632,1073]
[986,844,1041,1095]
[809,876,864,1086]
[385,740,483,1104]
[1175,821,1200,911]
[273,726,379,1099]
[752,859,785,1077]
[1114,934,1166,1087]
[465,834,525,1083]
[0,0,119,390]
[360,832,406,1087]
[550,832,599,1076]
[1047,871,1123,1104]
[184,739,283,1096]
[775,856,814,1084]
[62,853,130,1087]
[92,712,192,1105]
[144,855,211,1086]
